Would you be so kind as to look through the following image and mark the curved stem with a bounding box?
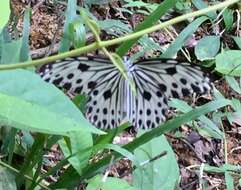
[0,0,238,70]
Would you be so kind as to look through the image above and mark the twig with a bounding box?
[139,151,167,167]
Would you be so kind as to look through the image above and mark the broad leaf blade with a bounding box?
[215,50,241,76]
[195,36,220,61]
[87,175,137,190]
[133,134,179,190]
[0,69,104,135]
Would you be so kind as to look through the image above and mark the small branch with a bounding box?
[139,151,167,167]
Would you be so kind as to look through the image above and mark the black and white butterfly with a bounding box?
[38,57,211,130]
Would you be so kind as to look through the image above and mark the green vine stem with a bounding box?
[0,0,238,70]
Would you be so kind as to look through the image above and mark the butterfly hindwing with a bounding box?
[126,59,211,129]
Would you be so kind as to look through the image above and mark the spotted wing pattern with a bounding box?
[38,57,211,129]
[128,59,211,129]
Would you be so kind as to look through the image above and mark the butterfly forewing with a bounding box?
[39,57,127,129]
[127,59,211,129]
[133,59,211,99]
[39,57,211,130]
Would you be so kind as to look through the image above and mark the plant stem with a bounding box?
[0,0,238,70]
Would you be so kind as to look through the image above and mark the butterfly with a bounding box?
[38,56,212,130]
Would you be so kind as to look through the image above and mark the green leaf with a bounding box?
[1,128,17,164]
[1,39,22,64]
[1,9,31,64]
[133,134,179,190]
[0,0,10,32]
[204,164,241,173]
[72,94,88,113]
[0,92,95,135]
[59,0,77,52]
[68,20,86,48]
[225,171,234,190]
[161,16,209,58]
[0,166,16,190]
[94,122,130,145]
[116,0,177,57]
[230,98,241,112]
[223,9,234,31]
[50,143,136,189]
[192,0,217,19]
[59,132,92,175]
[87,175,137,190]
[98,19,130,36]
[16,134,45,187]
[225,76,241,94]
[195,36,220,61]
[0,69,104,135]
[232,36,241,49]
[20,8,31,62]
[215,50,241,76]
[56,143,136,188]
[227,112,241,128]
[169,99,224,139]
[51,99,230,189]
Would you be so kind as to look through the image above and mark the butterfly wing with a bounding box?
[39,57,211,130]
[128,59,211,129]
[39,57,126,129]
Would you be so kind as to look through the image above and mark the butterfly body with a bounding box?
[39,57,211,130]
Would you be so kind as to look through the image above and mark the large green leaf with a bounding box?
[215,50,241,76]
[0,69,104,135]
[87,175,137,190]
[195,36,220,61]
[0,93,94,135]
[133,134,179,190]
